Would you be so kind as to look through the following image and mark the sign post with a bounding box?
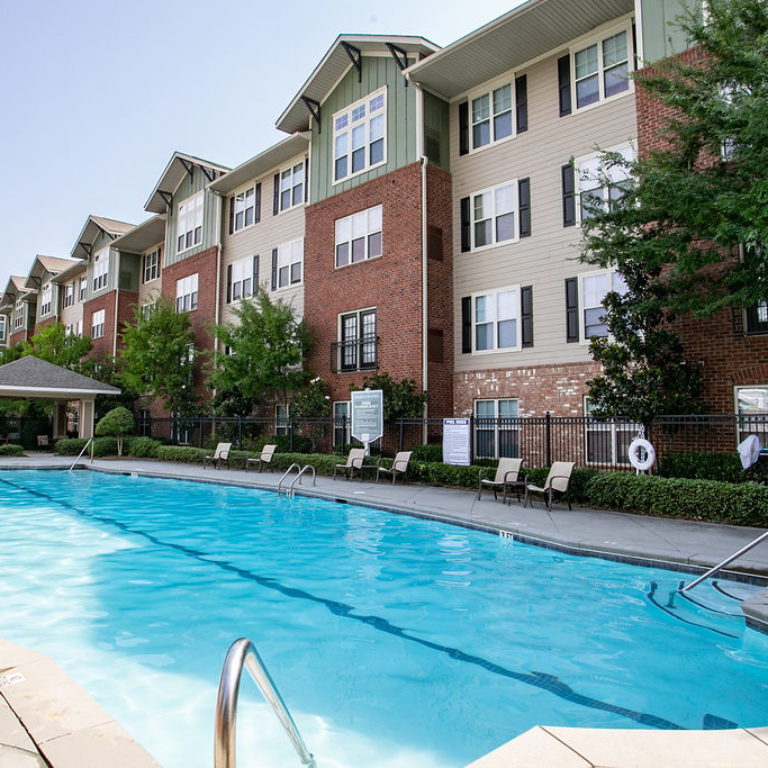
[443,418,471,466]
[351,389,384,456]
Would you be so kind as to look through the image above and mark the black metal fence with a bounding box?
[135,412,768,471]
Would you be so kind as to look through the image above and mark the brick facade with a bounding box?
[84,289,138,359]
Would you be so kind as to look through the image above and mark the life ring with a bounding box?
[628,438,656,471]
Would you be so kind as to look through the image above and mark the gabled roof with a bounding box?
[277,34,439,134]
[112,215,166,254]
[0,276,29,313]
[70,215,135,260]
[24,255,80,290]
[208,133,310,196]
[50,260,88,286]
[0,356,120,399]
[145,152,230,214]
[407,0,634,99]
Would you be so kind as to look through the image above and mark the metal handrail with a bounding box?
[277,463,301,494]
[289,465,316,495]
[68,437,93,472]
[681,530,768,592]
[214,638,315,768]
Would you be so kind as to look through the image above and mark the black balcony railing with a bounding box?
[330,335,379,373]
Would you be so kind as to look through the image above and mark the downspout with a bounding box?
[415,81,429,443]
[211,190,223,419]
[112,248,120,358]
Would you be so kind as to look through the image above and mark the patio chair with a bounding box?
[523,461,575,511]
[203,442,232,470]
[246,444,277,472]
[477,457,525,503]
[333,448,366,481]
[36,435,50,449]
[376,451,412,485]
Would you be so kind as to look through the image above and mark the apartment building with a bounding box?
[1,276,35,346]
[22,255,80,333]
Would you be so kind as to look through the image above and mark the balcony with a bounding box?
[330,335,379,373]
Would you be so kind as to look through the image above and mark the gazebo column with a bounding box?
[79,399,95,439]
[52,402,67,438]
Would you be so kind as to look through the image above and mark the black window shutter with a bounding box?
[562,164,576,227]
[272,174,279,216]
[228,197,235,235]
[304,158,309,203]
[460,196,471,252]
[226,264,232,303]
[518,178,531,238]
[515,75,528,133]
[565,277,579,343]
[461,296,472,353]
[459,102,469,156]
[254,182,261,223]
[558,54,572,116]
[271,248,278,291]
[521,285,533,347]
[253,255,259,290]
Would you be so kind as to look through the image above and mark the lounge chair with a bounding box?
[203,442,232,469]
[523,461,575,510]
[246,444,277,472]
[376,451,412,484]
[333,448,366,481]
[477,457,525,503]
[36,435,50,449]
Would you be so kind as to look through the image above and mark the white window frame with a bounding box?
[279,162,305,212]
[474,399,520,460]
[468,78,516,152]
[233,183,258,232]
[335,205,383,267]
[276,238,303,289]
[275,403,289,436]
[143,248,160,284]
[91,309,105,339]
[735,385,768,448]
[40,282,52,317]
[333,400,351,447]
[229,257,256,303]
[583,398,638,466]
[333,87,387,183]
[470,286,521,354]
[468,180,519,251]
[92,248,110,293]
[177,191,204,254]
[578,269,627,343]
[0,315,6,342]
[63,282,75,308]
[78,276,87,302]
[575,143,634,225]
[13,299,24,330]
[175,273,199,313]
[570,20,634,112]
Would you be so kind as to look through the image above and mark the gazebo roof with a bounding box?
[0,356,120,400]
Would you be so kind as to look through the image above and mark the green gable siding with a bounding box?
[424,92,450,172]
[310,55,417,203]
[88,229,117,297]
[165,165,219,268]
[641,0,700,64]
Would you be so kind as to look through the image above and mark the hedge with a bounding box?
[658,451,768,484]
[0,444,24,456]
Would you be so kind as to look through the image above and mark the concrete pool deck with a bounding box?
[1,453,768,767]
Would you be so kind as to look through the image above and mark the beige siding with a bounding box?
[59,267,87,333]
[450,42,637,374]
[137,244,164,310]
[220,151,306,326]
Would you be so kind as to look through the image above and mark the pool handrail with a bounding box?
[68,437,93,472]
[214,637,315,768]
[277,463,302,494]
[288,465,316,496]
[680,529,768,592]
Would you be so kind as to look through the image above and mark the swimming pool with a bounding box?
[0,469,767,768]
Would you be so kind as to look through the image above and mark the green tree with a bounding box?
[22,322,93,373]
[95,406,135,456]
[210,288,312,416]
[119,298,197,416]
[355,372,427,422]
[0,344,24,366]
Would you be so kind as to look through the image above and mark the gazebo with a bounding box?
[0,356,120,439]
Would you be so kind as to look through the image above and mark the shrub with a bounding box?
[0,444,24,456]
[156,445,208,464]
[95,407,135,456]
[53,437,118,457]
[124,436,162,459]
[409,444,442,462]
[658,451,768,484]
[55,438,88,456]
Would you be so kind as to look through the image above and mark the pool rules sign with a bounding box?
[351,389,383,453]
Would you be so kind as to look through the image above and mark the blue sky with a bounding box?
[0,0,524,280]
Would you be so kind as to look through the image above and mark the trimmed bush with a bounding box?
[658,451,768,484]
[156,446,207,464]
[95,407,135,456]
[0,443,24,456]
[409,444,443,462]
[124,436,162,459]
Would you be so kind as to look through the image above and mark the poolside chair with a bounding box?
[203,442,232,470]
[376,451,412,485]
[523,461,575,511]
[246,444,277,472]
[333,448,366,481]
[477,457,525,503]
[36,435,50,449]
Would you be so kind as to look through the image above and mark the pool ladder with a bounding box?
[277,463,316,497]
[215,637,315,768]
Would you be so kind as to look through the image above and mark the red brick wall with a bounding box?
[33,317,57,335]
[84,290,139,358]
[8,330,28,346]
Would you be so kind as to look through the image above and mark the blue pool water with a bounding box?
[0,469,767,768]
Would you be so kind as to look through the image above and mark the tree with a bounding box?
[210,288,312,416]
[0,344,23,366]
[355,372,427,422]
[95,406,135,456]
[291,376,331,451]
[23,322,93,373]
[119,298,197,416]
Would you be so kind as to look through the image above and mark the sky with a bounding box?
[0,0,526,281]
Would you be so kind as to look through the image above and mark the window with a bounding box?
[575,144,634,223]
[335,205,382,267]
[584,399,638,466]
[231,183,260,233]
[78,277,87,302]
[280,163,305,211]
[143,248,160,283]
[272,239,303,289]
[471,287,520,353]
[0,315,6,343]
[736,386,768,447]
[92,249,109,292]
[91,309,105,339]
[337,309,377,372]
[228,256,258,303]
[472,83,513,149]
[65,321,82,337]
[461,179,530,251]
[40,283,52,316]
[63,282,75,308]
[177,192,203,253]
[333,401,350,448]
[275,404,289,436]
[572,27,631,110]
[579,270,627,341]
[475,399,519,459]
[333,88,387,182]
[13,299,24,330]
[175,273,198,313]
